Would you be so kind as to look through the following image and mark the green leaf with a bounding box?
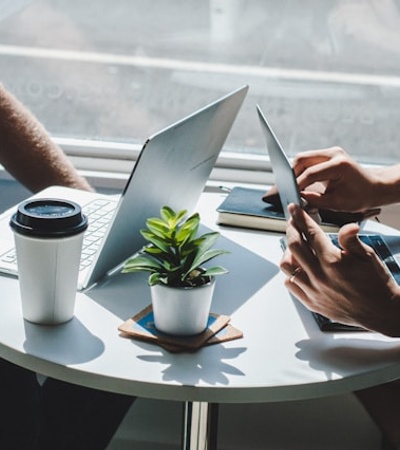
[176,226,197,247]
[160,206,176,222]
[173,208,188,224]
[184,249,229,278]
[202,266,229,276]
[188,232,223,265]
[146,218,170,238]
[181,212,200,229]
[193,232,220,252]
[176,214,199,243]
[148,272,161,286]
[122,256,164,273]
[140,230,171,253]
[160,206,188,230]
[143,246,163,255]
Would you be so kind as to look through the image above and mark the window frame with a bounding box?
[54,136,274,191]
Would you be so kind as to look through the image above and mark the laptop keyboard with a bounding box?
[0,198,118,272]
[79,198,117,270]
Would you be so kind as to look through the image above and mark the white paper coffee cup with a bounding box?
[10,198,88,325]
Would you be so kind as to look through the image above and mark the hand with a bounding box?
[293,147,379,212]
[280,203,400,336]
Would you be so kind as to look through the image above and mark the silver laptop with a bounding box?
[0,85,248,290]
[256,105,302,221]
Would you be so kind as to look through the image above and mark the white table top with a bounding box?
[1,191,400,404]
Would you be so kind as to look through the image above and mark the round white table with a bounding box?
[0,192,400,449]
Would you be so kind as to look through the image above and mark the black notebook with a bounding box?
[216,187,359,233]
[312,313,366,332]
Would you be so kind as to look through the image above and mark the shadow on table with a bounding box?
[291,292,400,383]
[295,335,400,383]
[23,316,105,365]
[85,228,279,321]
[135,342,248,386]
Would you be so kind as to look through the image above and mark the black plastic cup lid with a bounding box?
[10,198,88,238]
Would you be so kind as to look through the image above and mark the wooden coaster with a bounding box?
[160,324,244,353]
[118,304,241,352]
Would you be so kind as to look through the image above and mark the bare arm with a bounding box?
[0,84,92,193]
[280,203,400,337]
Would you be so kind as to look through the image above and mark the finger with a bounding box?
[292,147,341,176]
[287,203,337,260]
[337,223,368,257]
[285,212,317,269]
[289,266,304,283]
[262,184,280,204]
[284,275,311,306]
[263,183,278,197]
[302,198,322,224]
[299,191,325,210]
[285,273,330,318]
[300,190,343,211]
[280,249,300,276]
[296,159,342,192]
[287,262,312,288]
[288,203,325,240]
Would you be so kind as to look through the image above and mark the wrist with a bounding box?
[369,289,400,337]
[368,164,400,207]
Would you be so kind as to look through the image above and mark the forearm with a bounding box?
[369,164,400,207]
[0,84,92,193]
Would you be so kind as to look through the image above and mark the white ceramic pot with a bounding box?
[150,277,215,335]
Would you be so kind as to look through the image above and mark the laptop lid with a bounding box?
[83,85,248,288]
[256,105,301,221]
[0,86,248,289]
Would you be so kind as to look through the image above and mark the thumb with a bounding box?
[337,223,365,256]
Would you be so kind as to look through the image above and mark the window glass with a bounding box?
[1,0,400,163]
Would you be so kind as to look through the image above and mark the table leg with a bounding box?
[182,401,219,450]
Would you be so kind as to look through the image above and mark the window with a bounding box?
[1,0,399,184]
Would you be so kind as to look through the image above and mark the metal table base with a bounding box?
[182,402,219,450]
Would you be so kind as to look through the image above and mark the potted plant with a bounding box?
[122,206,229,335]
